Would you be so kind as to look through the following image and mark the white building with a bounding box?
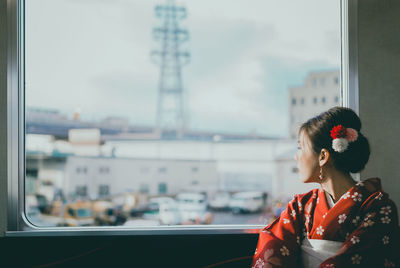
[27,134,301,202]
[64,156,219,198]
[272,148,317,201]
[61,139,298,199]
[289,70,340,138]
[102,139,296,194]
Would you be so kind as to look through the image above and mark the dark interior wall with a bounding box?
[358,0,400,208]
[1,234,258,267]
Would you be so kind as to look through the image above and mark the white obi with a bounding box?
[301,238,342,268]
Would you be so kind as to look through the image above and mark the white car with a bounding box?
[158,203,181,225]
[176,193,207,212]
[229,191,265,214]
[143,196,177,221]
[148,196,176,211]
[209,192,231,210]
[176,193,212,224]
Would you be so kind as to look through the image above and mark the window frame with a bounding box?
[6,0,359,236]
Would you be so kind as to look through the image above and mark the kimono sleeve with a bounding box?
[252,195,305,268]
[319,200,400,268]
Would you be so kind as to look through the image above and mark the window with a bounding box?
[321,96,326,104]
[76,167,87,174]
[313,97,318,104]
[98,185,110,197]
[158,167,167,173]
[312,78,318,86]
[158,183,167,194]
[191,167,199,173]
[76,186,88,197]
[19,0,341,230]
[334,76,339,85]
[334,96,339,103]
[99,166,110,174]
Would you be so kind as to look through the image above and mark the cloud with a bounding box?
[25,0,340,137]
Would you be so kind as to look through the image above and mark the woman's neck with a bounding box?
[320,169,356,203]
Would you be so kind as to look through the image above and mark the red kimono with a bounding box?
[252,178,399,268]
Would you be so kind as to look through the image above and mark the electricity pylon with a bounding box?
[151,0,190,139]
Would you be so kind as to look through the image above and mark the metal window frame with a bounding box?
[6,0,358,236]
[341,0,359,113]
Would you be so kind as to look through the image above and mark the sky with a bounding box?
[25,0,340,137]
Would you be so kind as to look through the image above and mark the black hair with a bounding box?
[299,106,370,173]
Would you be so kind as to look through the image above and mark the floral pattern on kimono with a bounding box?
[252,178,399,268]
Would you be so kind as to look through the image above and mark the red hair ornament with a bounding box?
[330,125,358,153]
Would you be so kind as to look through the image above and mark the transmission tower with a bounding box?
[151,0,190,139]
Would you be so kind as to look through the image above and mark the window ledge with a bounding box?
[6,225,263,237]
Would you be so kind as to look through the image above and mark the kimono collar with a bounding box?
[320,178,383,210]
[359,177,383,193]
[324,191,337,209]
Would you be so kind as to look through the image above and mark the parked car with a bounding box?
[129,204,150,218]
[35,194,52,214]
[92,200,127,226]
[142,196,177,221]
[147,196,176,212]
[229,191,265,214]
[176,193,207,211]
[60,201,94,226]
[158,203,181,225]
[176,193,213,224]
[208,192,231,211]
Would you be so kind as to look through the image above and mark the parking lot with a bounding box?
[210,210,272,225]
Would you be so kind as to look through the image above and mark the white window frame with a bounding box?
[6,0,358,236]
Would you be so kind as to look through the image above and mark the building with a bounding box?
[289,70,340,138]
[272,148,316,201]
[64,156,219,199]
[26,133,297,202]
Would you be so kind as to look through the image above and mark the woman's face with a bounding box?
[295,131,320,183]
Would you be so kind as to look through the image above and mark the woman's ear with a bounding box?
[319,149,330,166]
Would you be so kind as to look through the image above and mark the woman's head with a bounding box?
[296,106,370,182]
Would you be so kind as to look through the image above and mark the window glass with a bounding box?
[334,76,339,85]
[98,185,110,198]
[158,183,167,194]
[99,167,110,174]
[25,0,340,227]
[76,186,88,197]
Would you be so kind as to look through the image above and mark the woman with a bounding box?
[252,107,399,268]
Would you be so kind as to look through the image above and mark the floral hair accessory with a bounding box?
[330,125,358,153]
[346,128,358,142]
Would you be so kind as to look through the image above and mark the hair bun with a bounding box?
[300,106,370,173]
[334,132,370,173]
